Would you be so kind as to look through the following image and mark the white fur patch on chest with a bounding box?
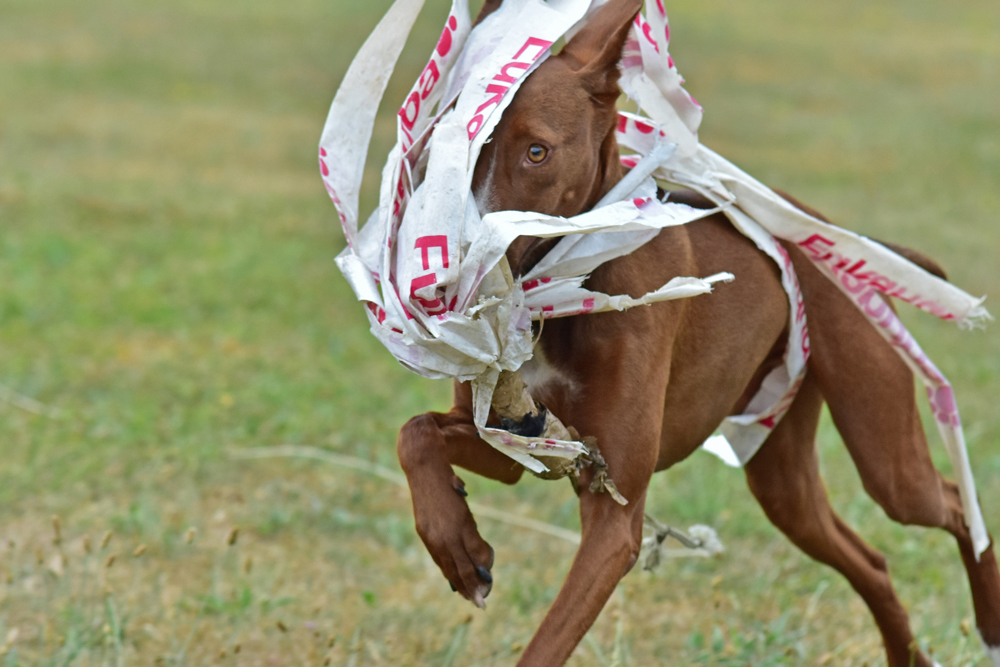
[520,346,578,398]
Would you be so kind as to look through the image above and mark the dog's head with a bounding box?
[471,0,642,223]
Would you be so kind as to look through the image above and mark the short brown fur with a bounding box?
[396,1,1000,664]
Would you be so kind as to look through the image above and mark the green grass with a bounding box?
[0,0,998,664]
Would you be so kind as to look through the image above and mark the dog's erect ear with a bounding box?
[474,0,503,27]
[560,0,642,101]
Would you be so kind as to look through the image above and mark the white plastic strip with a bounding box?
[321,0,990,556]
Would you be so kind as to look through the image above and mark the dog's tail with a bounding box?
[869,239,948,281]
[772,188,949,282]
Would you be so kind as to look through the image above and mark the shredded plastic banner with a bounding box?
[319,0,990,556]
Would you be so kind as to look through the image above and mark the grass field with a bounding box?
[1,0,998,664]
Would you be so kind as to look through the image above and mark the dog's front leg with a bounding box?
[397,382,524,608]
[516,431,656,666]
[515,361,665,665]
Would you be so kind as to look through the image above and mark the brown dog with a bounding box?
[395,1,1000,664]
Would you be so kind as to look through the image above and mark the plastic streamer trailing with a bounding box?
[319,0,991,557]
[641,514,725,572]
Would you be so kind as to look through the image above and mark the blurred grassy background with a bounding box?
[0,0,997,664]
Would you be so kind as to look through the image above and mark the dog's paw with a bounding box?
[413,475,495,608]
[464,553,495,609]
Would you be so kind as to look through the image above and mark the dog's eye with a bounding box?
[526,144,548,164]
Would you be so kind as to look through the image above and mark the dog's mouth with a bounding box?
[499,403,548,438]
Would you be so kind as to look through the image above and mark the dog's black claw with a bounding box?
[475,565,493,585]
[455,485,468,497]
[450,581,457,592]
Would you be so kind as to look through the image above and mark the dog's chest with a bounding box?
[520,346,578,403]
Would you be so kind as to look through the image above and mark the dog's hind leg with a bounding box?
[745,373,937,667]
[820,347,1000,664]
[397,381,525,608]
[789,242,1000,665]
[798,285,1000,663]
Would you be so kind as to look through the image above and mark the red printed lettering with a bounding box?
[888,285,922,305]
[635,120,655,134]
[366,302,387,325]
[827,253,852,274]
[494,61,531,85]
[410,273,447,315]
[399,91,420,131]
[522,277,551,292]
[419,61,440,100]
[475,83,510,114]
[414,235,449,270]
[798,234,835,260]
[467,115,484,138]
[869,275,896,294]
[844,259,874,282]
[839,269,870,295]
[641,20,660,53]
[467,37,554,140]
[435,16,457,57]
[857,289,890,320]
[513,37,553,61]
